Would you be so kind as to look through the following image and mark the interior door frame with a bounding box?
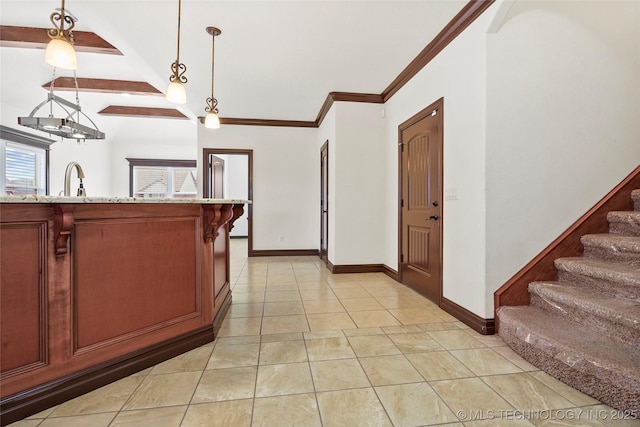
[397,97,444,303]
[320,140,329,265]
[202,148,255,256]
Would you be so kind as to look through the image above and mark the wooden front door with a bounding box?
[399,99,443,303]
[320,141,329,264]
[207,154,225,198]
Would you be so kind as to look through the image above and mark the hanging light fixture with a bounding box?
[166,0,187,104]
[204,26,221,129]
[44,0,78,70]
[18,71,105,140]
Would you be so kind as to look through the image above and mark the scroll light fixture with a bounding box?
[18,72,105,140]
[166,0,188,104]
[203,26,221,129]
[44,0,78,70]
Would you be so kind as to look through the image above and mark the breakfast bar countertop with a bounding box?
[0,195,251,204]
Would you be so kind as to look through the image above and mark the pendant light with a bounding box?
[204,27,221,129]
[166,0,187,104]
[45,0,78,70]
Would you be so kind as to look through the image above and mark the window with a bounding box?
[127,158,197,198]
[1,126,52,195]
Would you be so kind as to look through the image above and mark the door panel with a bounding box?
[320,141,329,264]
[399,101,443,303]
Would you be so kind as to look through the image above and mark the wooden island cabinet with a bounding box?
[0,196,247,425]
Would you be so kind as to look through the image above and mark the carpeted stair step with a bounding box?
[581,234,640,263]
[608,211,640,236]
[497,305,640,413]
[529,282,640,349]
[633,189,640,211]
[555,257,640,300]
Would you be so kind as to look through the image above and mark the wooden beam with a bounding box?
[98,106,187,119]
[213,117,317,128]
[43,78,162,96]
[0,25,122,55]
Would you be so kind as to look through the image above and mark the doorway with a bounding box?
[320,141,329,264]
[203,148,254,256]
[398,98,443,304]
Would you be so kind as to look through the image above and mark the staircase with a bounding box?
[497,189,640,414]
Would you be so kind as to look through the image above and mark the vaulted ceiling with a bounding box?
[1,0,471,141]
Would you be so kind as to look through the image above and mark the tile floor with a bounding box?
[10,239,639,427]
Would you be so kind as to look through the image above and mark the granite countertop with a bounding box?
[0,195,251,204]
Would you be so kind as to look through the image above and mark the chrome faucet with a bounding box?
[64,161,86,196]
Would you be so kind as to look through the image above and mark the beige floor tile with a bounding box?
[150,347,212,374]
[259,340,308,364]
[563,404,640,427]
[418,322,463,332]
[332,287,372,299]
[307,313,357,331]
[266,283,299,291]
[6,420,41,427]
[226,302,264,318]
[465,330,507,347]
[110,406,187,426]
[349,310,401,328]
[266,275,297,285]
[122,371,201,410]
[50,375,143,416]
[305,337,356,361]
[296,280,328,290]
[347,335,401,357]
[302,299,345,314]
[450,348,522,376]
[342,327,385,336]
[310,359,371,391]
[492,345,540,372]
[406,351,474,381]
[261,314,309,334]
[388,308,446,324]
[191,367,257,403]
[216,317,262,337]
[255,362,315,397]
[232,285,267,293]
[232,292,266,304]
[303,330,345,340]
[431,377,514,418]
[464,420,535,426]
[263,301,305,316]
[300,289,338,301]
[388,332,444,353]
[364,285,406,297]
[264,290,301,302]
[376,382,458,426]
[252,393,321,427]
[526,371,601,406]
[214,335,261,346]
[359,355,423,386]
[381,324,423,334]
[181,400,253,427]
[38,413,116,426]
[340,297,385,312]
[317,388,392,427]
[260,332,304,343]
[375,296,423,309]
[206,343,260,369]
[427,329,485,350]
[481,373,575,411]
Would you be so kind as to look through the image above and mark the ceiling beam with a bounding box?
[98,106,187,119]
[0,25,122,55]
[42,78,162,96]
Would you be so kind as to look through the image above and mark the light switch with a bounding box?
[445,188,458,201]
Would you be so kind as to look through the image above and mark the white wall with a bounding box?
[383,12,491,317]
[331,102,387,265]
[198,124,318,251]
[485,1,640,308]
[218,154,249,237]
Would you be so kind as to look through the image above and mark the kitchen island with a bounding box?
[0,196,248,424]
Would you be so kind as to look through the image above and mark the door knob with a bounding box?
[427,215,439,220]
[432,201,439,207]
